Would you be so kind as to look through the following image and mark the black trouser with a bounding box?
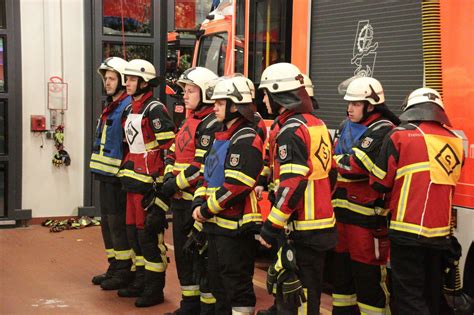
[390,241,444,315]
[207,232,257,315]
[276,243,326,315]
[172,200,200,312]
[99,180,131,271]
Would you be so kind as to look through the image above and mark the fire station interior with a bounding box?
[1,0,474,314]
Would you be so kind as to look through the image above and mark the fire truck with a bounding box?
[191,0,474,273]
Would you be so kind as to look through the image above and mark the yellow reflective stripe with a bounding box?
[174,162,191,172]
[145,140,158,150]
[396,174,412,221]
[336,174,368,183]
[89,161,120,174]
[291,215,335,231]
[357,301,385,315]
[208,193,224,214]
[395,162,430,180]
[225,170,256,187]
[304,180,315,220]
[135,255,145,267]
[91,153,122,166]
[332,199,380,216]
[176,171,190,190]
[154,197,170,212]
[250,192,258,215]
[200,164,205,173]
[261,166,271,177]
[180,191,194,201]
[195,148,206,158]
[333,154,345,164]
[194,186,207,198]
[144,259,166,272]
[332,293,357,307]
[114,249,132,260]
[268,206,290,228]
[207,216,238,230]
[280,164,310,176]
[181,285,200,297]
[372,164,387,180]
[200,293,216,304]
[169,143,175,152]
[353,148,375,171]
[105,248,115,259]
[297,288,308,315]
[241,212,262,225]
[155,131,175,141]
[164,164,174,174]
[117,169,154,183]
[390,221,450,238]
[194,221,203,232]
[379,265,390,311]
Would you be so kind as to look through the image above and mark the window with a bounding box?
[102,0,152,37]
[197,33,228,76]
[0,101,6,154]
[0,37,4,92]
[0,0,5,29]
[102,42,153,61]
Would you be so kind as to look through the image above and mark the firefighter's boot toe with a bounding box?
[91,273,110,285]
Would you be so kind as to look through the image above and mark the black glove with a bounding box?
[144,205,168,235]
[161,175,178,198]
[277,270,307,308]
[183,229,208,258]
[266,264,278,295]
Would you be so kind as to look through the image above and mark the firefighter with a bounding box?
[331,77,400,314]
[89,57,133,290]
[192,76,264,315]
[117,59,175,307]
[258,62,337,315]
[370,88,464,315]
[160,67,220,315]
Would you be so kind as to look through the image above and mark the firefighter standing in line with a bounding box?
[258,62,337,315]
[370,88,464,315]
[192,76,264,315]
[331,77,400,314]
[117,59,175,307]
[89,57,134,290]
[256,73,319,315]
[160,67,220,315]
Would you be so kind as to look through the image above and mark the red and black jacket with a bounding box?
[332,113,396,228]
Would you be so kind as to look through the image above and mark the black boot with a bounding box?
[164,296,200,315]
[92,258,116,285]
[135,271,165,307]
[117,266,145,297]
[100,268,134,290]
[256,303,277,315]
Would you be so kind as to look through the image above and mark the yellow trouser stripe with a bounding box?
[105,248,115,259]
[200,293,216,304]
[357,301,385,315]
[145,259,166,272]
[114,249,132,260]
[181,285,200,297]
[135,255,145,267]
[332,293,358,307]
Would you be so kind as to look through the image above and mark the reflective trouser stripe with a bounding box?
[200,292,216,304]
[105,248,115,259]
[231,306,255,315]
[357,301,386,315]
[297,288,308,315]
[332,293,357,307]
[144,259,166,272]
[181,285,200,297]
[115,249,132,260]
[135,255,145,267]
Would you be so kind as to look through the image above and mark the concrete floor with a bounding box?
[0,224,332,314]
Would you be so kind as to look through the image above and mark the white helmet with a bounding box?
[403,87,444,111]
[177,67,218,104]
[244,77,255,99]
[259,62,305,94]
[303,74,314,97]
[344,77,385,105]
[211,76,253,104]
[123,59,156,82]
[97,57,128,86]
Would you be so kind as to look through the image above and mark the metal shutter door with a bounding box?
[309,1,423,129]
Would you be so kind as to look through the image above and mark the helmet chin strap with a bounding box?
[133,78,151,97]
[223,99,241,123]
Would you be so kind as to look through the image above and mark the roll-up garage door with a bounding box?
[309,1,423,130]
